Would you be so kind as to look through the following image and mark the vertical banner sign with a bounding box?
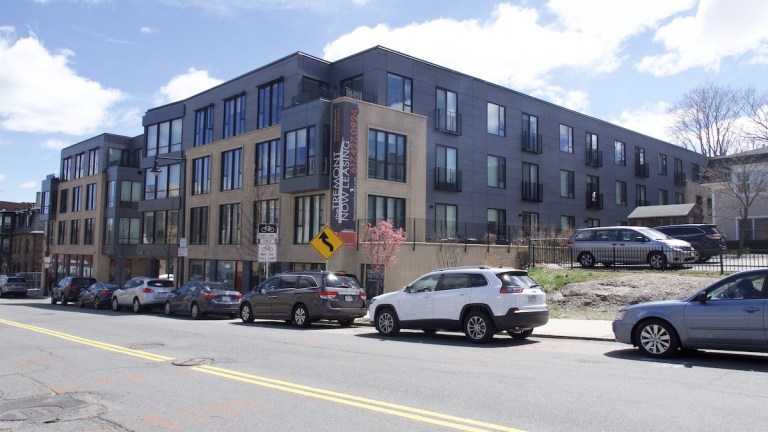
[331,101,359,239]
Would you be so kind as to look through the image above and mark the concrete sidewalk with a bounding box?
[535,318,615,341]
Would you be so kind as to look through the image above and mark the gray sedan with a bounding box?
[613,269,768,358]
[164,281,242,319]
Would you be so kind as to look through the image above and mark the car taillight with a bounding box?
[706,234,723,240]
[234,293,243,299]
[500,286,524,294]
[358,290,366,300]
[202,293,216,300]
[566,240,574,247]
[319,291,338,299]
[142,287,154,293]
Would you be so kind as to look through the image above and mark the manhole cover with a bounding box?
[0,406,63,421]
[172,358,214,367]
[128,342,164,349]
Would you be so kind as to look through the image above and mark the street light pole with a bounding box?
[150,153,187,286]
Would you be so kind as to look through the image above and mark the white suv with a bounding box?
[112,276,176,313]
[368,266,549,344]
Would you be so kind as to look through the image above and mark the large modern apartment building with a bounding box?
[39,46,709,291]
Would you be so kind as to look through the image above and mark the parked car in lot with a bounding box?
[613,269,768,358]
[239,270,366,327]
[112,276,175,313]
[164,281,242,319]
[653,224,727,263]
[0,276,28,298]
[77,282,120,309]
[51,276,98,305]
[368,266,549,344]
[567,226,695,269]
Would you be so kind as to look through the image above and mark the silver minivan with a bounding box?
[567,226,695,269]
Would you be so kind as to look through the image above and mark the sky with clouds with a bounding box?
[2,0,768,203]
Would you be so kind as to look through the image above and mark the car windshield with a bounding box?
[8,277,25,283]
[202,282,229,291]
[324,274,361,288]
[635,227,669,240]
[148,280,175,288]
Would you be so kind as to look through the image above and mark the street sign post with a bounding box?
[310,226,344,261]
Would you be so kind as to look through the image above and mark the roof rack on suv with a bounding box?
[434,265,493,271]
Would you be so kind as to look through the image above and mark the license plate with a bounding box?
[528,295,537,304]
[221,296,231,302]
[345,295,353,301]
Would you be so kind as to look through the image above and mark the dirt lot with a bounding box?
[548,270,721,320]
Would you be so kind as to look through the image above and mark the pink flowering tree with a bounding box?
[361,219,407,297]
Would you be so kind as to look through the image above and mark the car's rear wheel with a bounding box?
[464,311,495,344]
[50,295,57,305]
[191,303,202,320]
[240,303,254,323]
[61,296,67,306]
[578,252,596,268]
[635,319,679,358]
[375,308,400,336]
[507,328,533,340]
[77,298,84,308]
[164,301,173,316]
[111,297,120,311]
[692,245,703,263]
[292,304,310,328]
[132,298,142,314]
[339,318,355,327]
[93,298,100,310]
[648,252,667,270]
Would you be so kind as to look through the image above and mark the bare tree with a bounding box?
[705,154,768,253]
[435,241,463,269]
[741,87,768,148]
[668,81,744,157]
[361,219,407,297]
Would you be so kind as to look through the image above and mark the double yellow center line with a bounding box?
[0,318,524,432]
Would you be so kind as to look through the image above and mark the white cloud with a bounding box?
[321,1,696,110]
[0,173,6,181]
[638,0,768,76]
[163,0,367,15]
[40,138,71,150]
[140,26,157,34]
[153,67,224,105]
[611,101,675,142]
[0,30,124,135]
[20,181,38,189]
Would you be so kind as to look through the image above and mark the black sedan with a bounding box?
[164,281,242,319]
[77,282,121,309]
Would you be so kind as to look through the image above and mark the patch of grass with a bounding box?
[527,268,617,294]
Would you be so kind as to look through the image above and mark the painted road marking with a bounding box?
[0,318,525,432]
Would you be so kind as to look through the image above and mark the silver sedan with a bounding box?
[613,269,768,358]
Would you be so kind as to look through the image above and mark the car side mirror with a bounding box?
[260,288,267,294]
[696,291,708,303]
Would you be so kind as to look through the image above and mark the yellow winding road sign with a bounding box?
[310,226,344,260]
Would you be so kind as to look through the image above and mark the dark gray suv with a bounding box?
[654,224,727,263]
[239,271,366,327]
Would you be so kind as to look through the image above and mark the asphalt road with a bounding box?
[1,296,767,431]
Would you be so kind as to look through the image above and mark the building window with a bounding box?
[615,181,627,206]
[256,139,280,185]
[62,157,72,181]
[614,140,626,166]
[59,189,68,213]
[224,94,246,138]
[522,212,539,236]
[635,147,649,177]
[294,195,323,244]
[368,129,406,182]
[436,88,459,134]
[299,76,329,102]
[142,210,178,245]
[522,113,541,153]
[658,189,668,205]
[192,156,211,195]
[560,170,574,199]
[636,184,648,206]
[560,216,575,232]
[658,153,668,175]
[70,220,80,245]
[74,153,85,179]
[586,132,601,166]
[487,208,507,241]
[587,175,602,209]
[253,199,279,243]
[120,181,142,208]
[436,146,460,191]
[674,158,686,185]
[258,80,283,129]
[57,221,66,245]
[435,204,457,240]
[218,204,240,245]
[522,162,542,201]
[189,207,209,245]
[487,102,505,136]
[676,192,685,204]
[284,127,315,179]
[84,218,94,245]
[104,217,113,245]
[107,181,115,208]
[340,75,363,98]
[221,148,243,191]
[72,186,82,212]
[387,73,412,113]
[487,155,506,188]
[559,124,573,153]
[144,164,181,199]
[368,195,405,229]
[87,148,100,176]
[691,163,700,182]
[119,218,141,245]
[194,106,214,146]
[148,118,183,156]
[85,183,96,210]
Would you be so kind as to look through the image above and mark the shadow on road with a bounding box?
[605,347,768,372]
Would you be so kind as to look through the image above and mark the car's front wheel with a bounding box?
[240,303,254,323]
[375,308,400,336]
[635,319,679,358]
[93,298,100,310]
[190,303,202,320]
[507,328,533,340]
[132,298,142,314]
[292,304,310,328]
[464,311,495,344]
[50,294,57,305]
[164,301,173,316]
[578,252,596,268]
